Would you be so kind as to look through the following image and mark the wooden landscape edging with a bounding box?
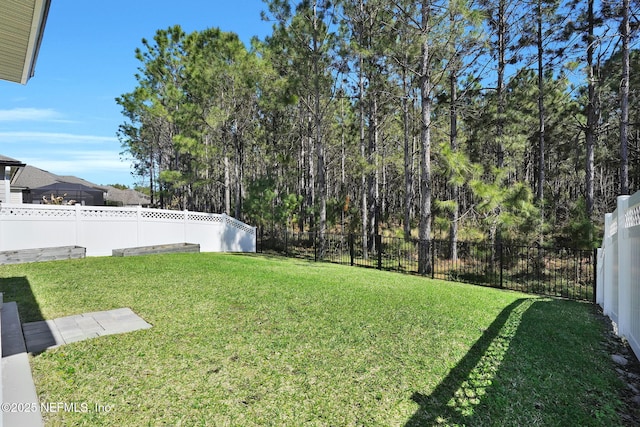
[112,243,200,257]
[0,246,86,265]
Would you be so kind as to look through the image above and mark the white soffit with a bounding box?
[0,0,51,84]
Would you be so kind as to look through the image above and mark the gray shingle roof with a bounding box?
[0,154,25,166]
[0,154,20,162]
[8,161,150,206]
[101,186,151,206]
[11,165,60,188]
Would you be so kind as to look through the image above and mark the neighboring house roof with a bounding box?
[11,164,60,188]
[101,186,151,206]
[11,164,150,206]
[56,176,151,206]
[0,0,51,84]
[0,154,25,165]
[0,154,26,180]
[58,175,103,188]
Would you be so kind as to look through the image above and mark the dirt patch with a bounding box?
[597,308,640,425]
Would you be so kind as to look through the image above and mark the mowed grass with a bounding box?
[0,253,622,426]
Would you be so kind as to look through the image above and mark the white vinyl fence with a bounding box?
[597,190,640,359]
[0,203,256,257]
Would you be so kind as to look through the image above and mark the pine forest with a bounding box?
[116,0,640,252]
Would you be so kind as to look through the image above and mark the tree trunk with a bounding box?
[368,96,379,249]
[307,112,315,232]
[298,118,307,232]
[496,0,506,170]
[403,63,413,240]
[149,142,155,206]
[340,93,346,234]
[585,0,596,236]
[620,0,630,195]
[224,152,231,215]
[418,0,432,275]
[450,67,459,263]
[536,0,545,244]
[359,51,368,259]
[312,1,326,259]
[234,130,243,220]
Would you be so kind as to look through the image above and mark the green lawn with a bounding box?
[0,253,622,426]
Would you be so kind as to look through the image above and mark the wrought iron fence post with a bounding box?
[376,235,382,270]
[431,240,435,279]
[417,239,428,276]
[349,233,354,266]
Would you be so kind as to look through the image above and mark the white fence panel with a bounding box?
[599,191,640,360]
[626,192,640,357]
[596,247,604,306]
[77,206,140,256]
[185,212,225,252]
[0,205,78,250]
[222,215,257,252]
[604,210,620,325]
[0,204,255,257]
[137,209,191,251]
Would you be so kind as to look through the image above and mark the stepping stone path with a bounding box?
[23,307,152,354]
[1,300,152,427]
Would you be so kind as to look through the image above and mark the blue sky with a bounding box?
[0,0,272,187]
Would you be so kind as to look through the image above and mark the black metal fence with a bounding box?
[257,229,596,302]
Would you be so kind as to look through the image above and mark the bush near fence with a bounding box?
[258,229,596,302]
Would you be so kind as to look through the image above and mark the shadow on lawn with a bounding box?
[404,297,612,426]
[404,298,532,426]
[1,276,60,357]
[0,276,46,322]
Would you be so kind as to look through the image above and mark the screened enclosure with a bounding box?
[25,182,105,205]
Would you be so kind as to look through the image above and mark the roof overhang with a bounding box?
[0,0,52,85]
[0,159,26,183]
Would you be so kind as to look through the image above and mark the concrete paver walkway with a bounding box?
[22,307,152,354]
[2,306,151,427]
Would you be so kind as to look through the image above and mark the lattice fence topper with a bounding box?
[0,203,256,255]
[225,215,256,235]
[0,205,254,229]
[0,205,76,218]
[188,213,224,222]
[141,210,186,221]
[625,203,640,229]
[80,208,137,218]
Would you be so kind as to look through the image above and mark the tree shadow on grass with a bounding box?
[405,298,619,426]
[404,298,531,426]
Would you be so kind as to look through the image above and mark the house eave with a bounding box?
[0,0,52,84]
